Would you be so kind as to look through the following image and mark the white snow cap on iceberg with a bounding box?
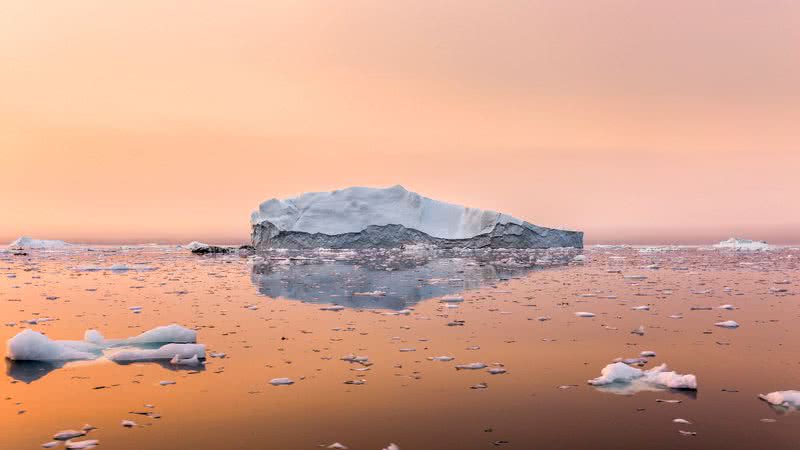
[6,330,100,361]
[250,185,527,240]
[117,324,197,345]
[588,362,697,391]
[9,236,70,249]
[713,238,771,251]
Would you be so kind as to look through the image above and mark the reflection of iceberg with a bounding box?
[5,360,66,383]
[250,251,569,310]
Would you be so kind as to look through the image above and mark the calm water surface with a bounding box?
[2,245,799,449]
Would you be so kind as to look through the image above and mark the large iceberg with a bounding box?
[251,186,583,249]
[713,238,771,251]
[9,236,71,249]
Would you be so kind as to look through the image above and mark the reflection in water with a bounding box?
[250,250,573,310]
[6,346,206,383]
[5,360,65,384]
[592,383,698,400]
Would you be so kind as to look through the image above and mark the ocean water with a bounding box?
[1,245,799,449]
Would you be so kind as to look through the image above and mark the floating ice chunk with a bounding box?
[65,440,99,449]
[6,330,99,361]
[588,362,697,391]
[9,236,70,249]
[42,441,60,448]
[159,380,176,386]
[456,362,487,370]
[54,430,86,441]
[714,320,740,328]
[109,344,206,362]
[353,290,385,296]
[109,343,205,362]
[632,306,650,311]
[717,304,736,310]
[428,356,455,362]
[327,443,348,449]
[640,351,657,357]
[758,391,800,409]
[383,444,400,450]
[121,420,137,428]
[631,325,645,336]
[488,368,507,375]
[320,305,345,311]
[440,295,464,303]
[575,312,595,318]
[170,354,202,366]
[119,324,197,345]
[678,430,697,436]
[673,418,692,424]
[269,377,295,386]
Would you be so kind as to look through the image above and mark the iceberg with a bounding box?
[588,362,697,392]
[6,330,100,361]
[9,236,70,249]
[251,185,582,249]
[713,238,771,251]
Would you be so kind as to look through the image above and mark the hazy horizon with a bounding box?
[3,1,798,244]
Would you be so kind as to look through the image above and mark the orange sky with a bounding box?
[2,1,799,244]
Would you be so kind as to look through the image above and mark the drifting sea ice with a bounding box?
[758,391,800,409]
[714,320,740,328]
[588,362,697,392]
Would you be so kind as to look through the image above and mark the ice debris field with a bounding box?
[1,240,799,449]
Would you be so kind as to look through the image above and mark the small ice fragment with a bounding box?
[488,368,507,375]
[121,420,137,428]
[84,330,104,344]
[640,351,656,357]
[714,320,740,328]
[159,380,176,386]
[632,306,650,311]
[536,316,551,322]
[42,441,60,448]
[428,356,454,362]
[456,362,487,370]
[269,377,294,386]
[718,304,736,310]
[54,430,86,441]
[470,382,489,389]
[327,444,348,449]
[353,291,385,297]
[575,312,595,318]
[320,305,345,312]
[65,440,99,450]
[631,326,645,336]
[440,295,464,303]
[673,418,692,424]
[383,444,400,450]
[678,430,697,436]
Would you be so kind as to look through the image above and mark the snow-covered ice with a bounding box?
[588,362,697,392]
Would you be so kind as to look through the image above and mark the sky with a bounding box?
[1,0,798,245]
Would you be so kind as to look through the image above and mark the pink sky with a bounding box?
[2,1,798,244]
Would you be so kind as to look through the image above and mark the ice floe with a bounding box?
[6,330,100,361]
[9,236,71,249]
[588,362,697,393]
[758,391,800,409]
